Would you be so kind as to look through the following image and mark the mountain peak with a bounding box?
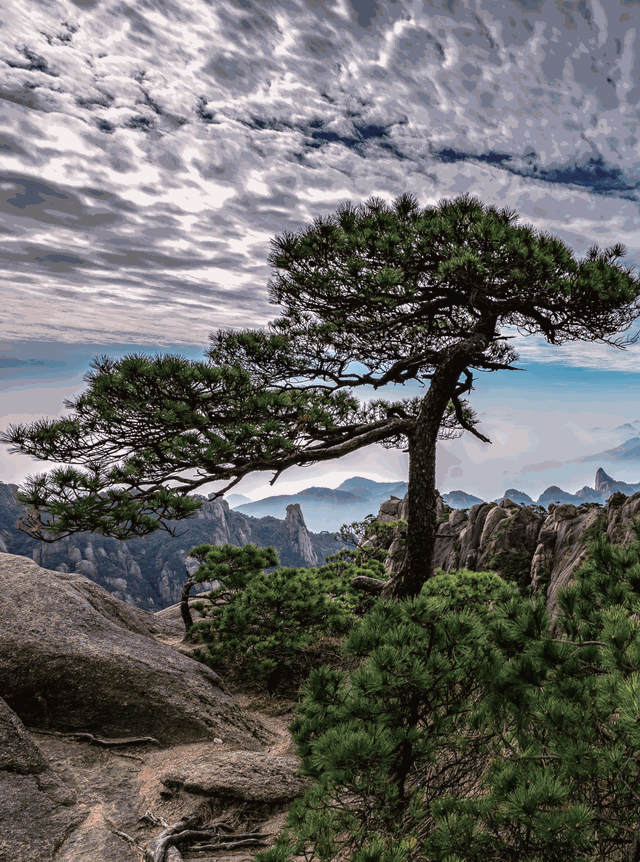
[595,467,615,489]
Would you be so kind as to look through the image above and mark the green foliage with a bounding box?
[188,543,374,694]
[579,509,608,546]
[437,505,454,525]
[529,503,548,516]
[485,549,534,592]
[424,567,522,616]
[189,542,279,593]
[534,566,552,598]
[335,515,407,553]
[259,521,640,862]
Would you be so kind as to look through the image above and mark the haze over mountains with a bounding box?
[224,430,640,532]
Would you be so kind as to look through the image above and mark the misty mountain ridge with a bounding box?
[571,436,640,463]
[224,456,640,531]
[0,483,354,612]
[227,477,410,532]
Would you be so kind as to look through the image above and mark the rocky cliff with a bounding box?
[364,489,640,627]
[0,483,353,611]
[0,554,305,861]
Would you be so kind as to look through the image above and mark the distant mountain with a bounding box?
[612,421,640,432]
[224,493,251,506]
[535,485,588,508]
[228,477,409,532]
[224,459,640,528]
[571,436,640,463]
[594,466,640,498]
[0,483,354,612]
[440,465,640,513]
[494,488,534,506]
[442,490,485,507]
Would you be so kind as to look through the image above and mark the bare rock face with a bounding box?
[0,483,350,612]
[0,697,86,862]
[364,490,640,623]
[0,553,268,747]
[278,503,319,567]
[161,751,312,802]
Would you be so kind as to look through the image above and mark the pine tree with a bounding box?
[259,522,640,862]
[2,193,639,600]
[185,542,379,694]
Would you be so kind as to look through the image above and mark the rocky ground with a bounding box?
[25,691,302,862]
[8,486,640,860]
[0,553,309,862]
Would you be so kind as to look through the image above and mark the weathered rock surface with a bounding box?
[0,481,353,611]
[362,489,640,624]
[0,697,86,862]
[279,503,319,567]
[0,693,303,862]
[0,553,269,747]
[0,554,308,861]
[161,751,312,802]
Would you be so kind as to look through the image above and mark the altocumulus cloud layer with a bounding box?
[2,0,640,371]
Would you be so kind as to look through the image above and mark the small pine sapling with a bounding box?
[186,542,374,694]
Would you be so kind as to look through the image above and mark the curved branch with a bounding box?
[450,392,492,444]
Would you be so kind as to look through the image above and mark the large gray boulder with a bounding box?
[0,553,267,746]
[0,696,86,862]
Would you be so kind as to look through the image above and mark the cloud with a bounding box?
[0,0,638,362]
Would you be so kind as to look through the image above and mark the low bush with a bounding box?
[187,543,376,695]
[485,548,534,592]
[259,518,640,862]
[425,567,522,615]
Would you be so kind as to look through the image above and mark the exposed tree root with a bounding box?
[143,814,271,862]
[110,826,145,854]
[29,728,160,746]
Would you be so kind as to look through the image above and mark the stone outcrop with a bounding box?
[161,751,312,802]
[0,550,314,859]
[362,489,640,625]
[594,466,640,499]
[0,553,269,747]
[0,697,86,862]
[0,482,352,611]
[278,504,319,568]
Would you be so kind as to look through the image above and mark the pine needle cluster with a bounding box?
[257,521,640,862]
[186,542,379,694]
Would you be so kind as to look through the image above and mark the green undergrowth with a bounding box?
[186,532,388,697]
[183,513,640,860]
[251,520,640,862]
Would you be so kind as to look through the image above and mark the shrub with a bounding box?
[579,509,608,546]
[485,548,534,592]
[259,519,640,862]
[423,567,522,615]
[187,543,375,694]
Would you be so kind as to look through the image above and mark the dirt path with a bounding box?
[36,690,302,861]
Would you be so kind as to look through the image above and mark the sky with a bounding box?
[3,0,640,507]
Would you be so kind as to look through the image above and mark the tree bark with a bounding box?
[382,326,495,600]
[382,406,442,599]
[180,577,195,634]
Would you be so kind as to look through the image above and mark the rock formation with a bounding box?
[0,553,268,747]
[277,504,319,568]
[0,551,311,861]
[361,489,640,628]
[0,482,352,611]
[160,751,312,803]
